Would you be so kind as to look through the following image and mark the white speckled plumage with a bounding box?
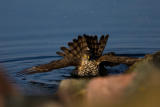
[77,57,99,77]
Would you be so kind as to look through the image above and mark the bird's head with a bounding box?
[83,54,90,60]
[82,49,91,60]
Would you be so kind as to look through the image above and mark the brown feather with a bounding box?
[98,34,109,56]
[56,51,65,57]
[19,59,75,75]
[19,34,110,75]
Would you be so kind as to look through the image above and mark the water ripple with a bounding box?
[0,55,60,63]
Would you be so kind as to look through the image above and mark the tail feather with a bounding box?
[83,35,99,58]
[80,36,88,50]
[56,34,109,63]
[19,34,109,75]
[93,35,98,55]
[68,42,74,50]
[79,36,88,53]
[98,34,109,56]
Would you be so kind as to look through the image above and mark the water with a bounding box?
[0,0,160,95]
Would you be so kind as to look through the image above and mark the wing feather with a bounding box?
[18,34,110,75]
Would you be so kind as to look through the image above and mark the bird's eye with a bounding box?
[88,56,90,59]
[83,55,87,58]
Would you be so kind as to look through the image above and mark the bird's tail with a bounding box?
[18,34,109,75]
[97,34,109,56]
[57,34,109,62]
[83,34,109,59]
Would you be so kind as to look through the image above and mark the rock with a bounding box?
[117,51,160,107]
[86,73,136,106]
[56,51,160,107]
[57,79,88,106]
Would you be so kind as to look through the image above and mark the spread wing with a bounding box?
[18,34,110,75]
[18,59,73,75]
[18,35,90,75]
[97,53,142,66]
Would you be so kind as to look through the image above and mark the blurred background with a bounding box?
[0,0,160,95]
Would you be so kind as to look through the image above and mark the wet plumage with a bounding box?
[19,34,139,77]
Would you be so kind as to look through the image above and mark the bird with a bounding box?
[19,34,140,77]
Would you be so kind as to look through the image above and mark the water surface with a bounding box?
[0,0,160,95]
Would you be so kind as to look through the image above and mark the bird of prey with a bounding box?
[19,34,140,77]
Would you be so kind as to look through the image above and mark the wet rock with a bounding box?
[57,51,160,107]
[57,79,88,106]
[57,73,137,107]
[86,73,136,105]
[118,51,160,107]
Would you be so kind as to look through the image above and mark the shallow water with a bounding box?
[0,0,160,95]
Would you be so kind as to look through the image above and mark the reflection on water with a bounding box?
[0,0,160,94]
